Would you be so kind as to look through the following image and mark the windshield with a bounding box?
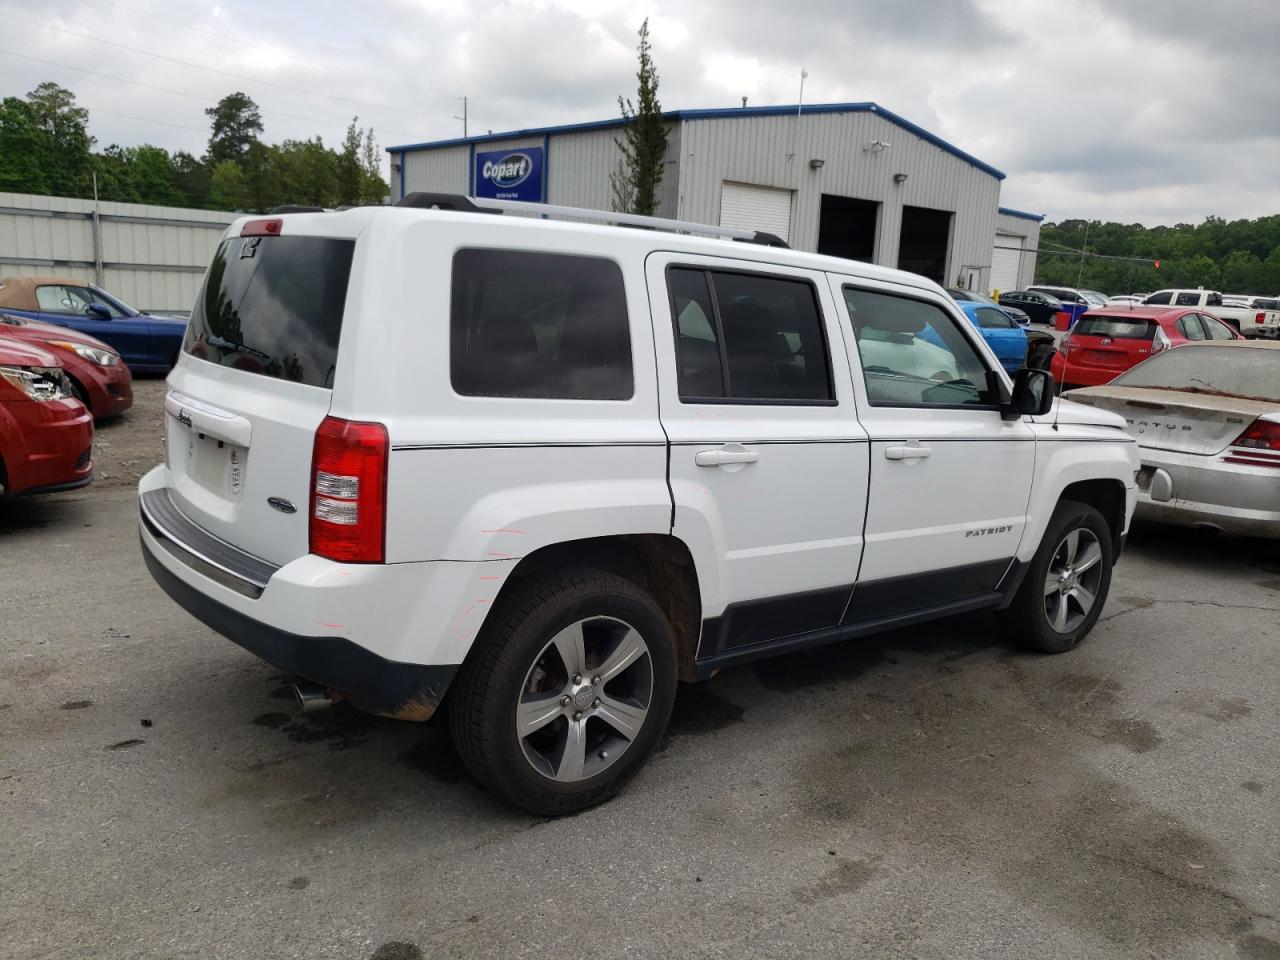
[1114,345,1280,402]
[184,235,355,388]
[88,285,139,317]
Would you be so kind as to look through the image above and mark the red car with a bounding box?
[1051,306,1241,388]
[0,313,133,418]
[0,335,93,497]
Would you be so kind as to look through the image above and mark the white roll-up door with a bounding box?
[720,182,793,243]
[991,233,1023,294]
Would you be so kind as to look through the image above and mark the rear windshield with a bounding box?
[1074,317,1155,340]
[184,235,355,388]
[1114,346,1280,401]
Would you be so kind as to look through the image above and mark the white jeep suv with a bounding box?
[139,195,1138,814]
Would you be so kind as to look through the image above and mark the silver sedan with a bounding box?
[1065,341,1280,538]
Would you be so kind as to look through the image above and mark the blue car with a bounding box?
[0,275,187,372]
[955,300,1028,373]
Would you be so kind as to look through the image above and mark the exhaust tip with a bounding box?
[293,682,333,713]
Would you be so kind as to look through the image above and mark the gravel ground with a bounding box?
[2,380,1279,960]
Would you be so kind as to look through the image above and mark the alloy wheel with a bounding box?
[1042,528,1104,633]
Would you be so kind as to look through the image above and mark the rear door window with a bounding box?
[1201,315,1237,341]
[451,249,633,400]
[1176,315,1207,341]
[666,267,834,403]
[185,235,355,388]
[1072,317,1155,340]
[1175,292,1201,307]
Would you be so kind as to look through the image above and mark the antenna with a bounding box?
[786,69,807,161]
[454,96,468,137]
[1051,307,1069,431]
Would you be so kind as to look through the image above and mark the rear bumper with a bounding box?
[1050,353,1130,387]
[136,467,516,719]
[1135,449,1280,538]
[0,397,93,496]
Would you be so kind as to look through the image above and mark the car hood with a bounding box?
[142,312,190,324]
[0,314,118,353]
[1034,396,1128,431]
[0,334,61,367]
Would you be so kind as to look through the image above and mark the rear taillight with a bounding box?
[1058,332,1071,353]
[1256,312,1266,325]
[1151,327,1171,354]
[1224,420,1280,468]
[241,218,283,237]
[310,415,389,562]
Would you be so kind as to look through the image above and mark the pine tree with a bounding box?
[611,19,668,216]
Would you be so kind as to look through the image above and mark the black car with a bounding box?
[998,289,1064,325]
[947,288,1032,326]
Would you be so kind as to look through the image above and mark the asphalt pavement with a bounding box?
[2,394,1278,960]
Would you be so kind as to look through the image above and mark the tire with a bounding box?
[68,377,91,412]
[1001,500,1114,653]
[448,567,678,815]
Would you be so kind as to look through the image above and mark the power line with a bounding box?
[0,48,425,140]
[98,0,365,81]
[0,9,453,122]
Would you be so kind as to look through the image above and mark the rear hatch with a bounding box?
[162,223,356,566]
[1065,316,1156,371]
[1067,386,1274,456]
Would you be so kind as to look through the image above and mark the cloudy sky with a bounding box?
[1,0,1276,224]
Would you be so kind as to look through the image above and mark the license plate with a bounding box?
[172,419,247,500]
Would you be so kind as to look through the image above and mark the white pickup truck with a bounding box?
[1142,289,1280,339]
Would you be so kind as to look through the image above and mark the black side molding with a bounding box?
[269,204,325,214]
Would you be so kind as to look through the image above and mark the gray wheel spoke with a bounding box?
[1051,592,1070,632]
[554,719,587,782]
[1064,529,1082,565]
[516,694,564,738]
[550,622,587,677]
[1070,583,1097,615]
[1073,542,1103,575]
[596,628,647,683]
[595,695,647,740]
[1043,572,1061,597]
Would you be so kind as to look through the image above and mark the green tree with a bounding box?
[336,119,362,207]
[360,127,387,204]
[205,92,263,166]
[272,137,338,207]
[0,97,48,193]
[170,151,211,208]
[208,159,250,210]
[26,82,93,196]
[610,18,668,215]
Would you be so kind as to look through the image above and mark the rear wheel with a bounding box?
[449,568,677,815]
[1001,500,1113,653]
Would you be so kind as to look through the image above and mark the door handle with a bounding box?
[694,446,760,467]
[884,444,932,461]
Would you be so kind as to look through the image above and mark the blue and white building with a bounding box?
[388,102,1041,294]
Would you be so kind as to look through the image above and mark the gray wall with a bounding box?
[676,111,1001,287]
[0,192,233,311]
[995,210,1043,290]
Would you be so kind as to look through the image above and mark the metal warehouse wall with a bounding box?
[396,123,681,218]
[676,111,1001,287]
[995,210,1042,290]
[0,192,233,311]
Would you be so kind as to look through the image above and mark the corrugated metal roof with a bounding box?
[388,102,1007,181]
[997,206,1045,222]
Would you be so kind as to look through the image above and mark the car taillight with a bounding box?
[1151,328,1171,354]
[310,415,388,562]
[1058,332,1071,353]
[1256,312,1266,325]
[241,218,283,237]
[1224,420,1280,468]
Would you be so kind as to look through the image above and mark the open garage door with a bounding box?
[720,182,793,243]
[991,233,1023,295]
[898,205,952,284]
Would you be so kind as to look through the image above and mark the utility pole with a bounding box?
[787,69,807,162]
[91,171,104,287]
[1076,220,1090,288]
[455,96,468,138]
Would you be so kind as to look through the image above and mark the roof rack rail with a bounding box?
[401,194,790,247]
[269,204,325,214]
[397,192,499,213]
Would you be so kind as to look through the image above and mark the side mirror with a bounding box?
[85,303,112,320]
[1012,367,1055,417]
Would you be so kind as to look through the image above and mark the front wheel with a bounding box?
[1001,500,1114,653]
[448,568,678,815]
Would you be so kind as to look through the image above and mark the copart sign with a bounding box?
[474,146,544,202]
